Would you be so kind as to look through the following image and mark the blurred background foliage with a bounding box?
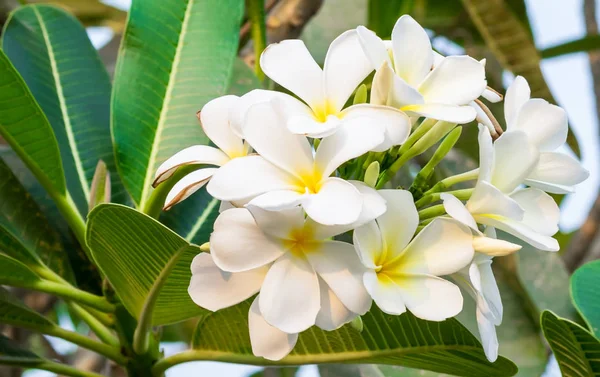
[1,0,600,376]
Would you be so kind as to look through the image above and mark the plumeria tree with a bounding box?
[0,1,595,377]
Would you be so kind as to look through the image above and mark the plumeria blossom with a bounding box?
[452,228,503,363]
[357,15,487,124]
[153,95,249,210]
[188,252,360,361]
[502,76,589,193]
[442,126,560,251]
[208,100,395,225]
[258,29,411,147]
[353,190,474,320]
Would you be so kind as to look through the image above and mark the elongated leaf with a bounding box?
[191,300,517,376]
[0,50,65,195]
[112,0,245,208]
[0,287,54,329]
[0,159,74,282]
[571,260,600,338]
[2,4,128,215]
[541,311,600,376]
[0,334,43,366]
[460,0,581,156]
[542,35,600,59]
[0,254,41,287]
[86,204,206,325]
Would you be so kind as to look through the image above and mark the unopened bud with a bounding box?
[89,160,111,212]
[364,161,380,188]
[353,84,368,105]
[200,242,210,252]
[350,316,364,332]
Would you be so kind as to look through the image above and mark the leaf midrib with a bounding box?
[185,198,219,241]
[33,6,90,200]
[139,0,194,209]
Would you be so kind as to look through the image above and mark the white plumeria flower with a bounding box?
[353,190,474,321]
[206,201,381,336]
[442,125,560,251]
[208,100,396,225]
[357,15,487,124]
[258,29,411,147]
[502,76,589,194]
[188,253,359,361]
[153,95,249,210]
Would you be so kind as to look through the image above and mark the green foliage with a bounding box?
[571,260,600,338]
[191,300,517,377]
[0,254,41,287]
[112,0,245,209]
[368,0,413,38]
[0,333,42,366]
[0,287,54,330]
[541,311,600,377]
[2,4,127,215]
[86,204,206,325]
[541,35,600,59]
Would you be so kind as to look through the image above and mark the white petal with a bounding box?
[356,25,391,70]
[391,15,433,86]
[353,220,384,270]
[200,95,245,158]
[363,270,406,315]
[524,180,574,195]
[302,177,362,226]
[246,190,306,211]
[491,130,539,193]
[153,145,229,186]
[474,215,559,252]
[260,39,324,108]
[472,102,495,135]
[188,253,268,311]
[210,208,285,272]
[259,253,320,333]
[243,100,314,176]
[418,56,487,105]
[245,205,304,240]
[402,103,476,124]
[324,29,373,111]
[371,62,424,108]
[510,188,559,236]
[400,218,474,276]
[477,124,494,183]
[306,240,372,315]
[472,236,522,257]
[526,152,589,191]
[467,181,524,221]
[504,76,531,128]
[512,99,568,151]
[286,111,342,138]
[314,114,385,178]
[249,296,298,361]
[376,190,418,256]
[482,87,503,103]
[316,277,357,331]
[341,104,411,152]
[164,168,217,210]
[398,275,463,321]
[477,260,503,324]
[477,308,499,362]
[207,156,296,201]
[441,193,478,231]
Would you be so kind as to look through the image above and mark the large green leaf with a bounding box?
[367,0,412,39]
[0,253,41,287]
[460,0,581,156]
[0,334,43,366]
[571,260,600,338]
[2,4,128,215]
[112,0,245,208]
[0,287,54,330]
[190,300,517,376]
[541,311,600,377]
[0,49,65,195]
[86,204,206,325]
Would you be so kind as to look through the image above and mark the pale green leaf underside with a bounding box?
[86,204,207,325]
[112,0,245,207]
[0,254,41,287]
[2,4,128,215]
[541,311,600,377]
[571,260,600,338]
[0,50,65,195]
[0,287,54,329]
[192,300,517,377]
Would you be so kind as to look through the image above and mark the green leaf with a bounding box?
[0,287,54,329]
[0,253,41,286]
[541,34,600,59]
[191,300,517,377]
[88,160,111,212]
[0,334,43,366]
[460,0,581,157]
[571,260,600,338]
[0,158,75,283]
[2,4,128,215]
[367,0,413,39]
[112,0,245,209]
[0,49,65,196]
[86,204,206,325]
[541,311,600,376]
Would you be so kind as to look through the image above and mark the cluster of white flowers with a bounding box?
[153,15,589,362]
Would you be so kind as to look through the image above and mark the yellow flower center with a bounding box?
[284,227,318,257]
[292,169,323,194]
[312,100,338,122]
